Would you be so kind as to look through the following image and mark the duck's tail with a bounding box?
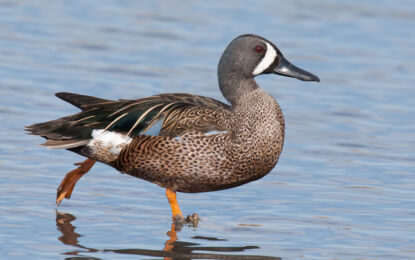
[25,92,112,149]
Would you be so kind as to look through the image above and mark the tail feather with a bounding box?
[55,92,111,111]
[25,92,107,146]
[42,139,90,149]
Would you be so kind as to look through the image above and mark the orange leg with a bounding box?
[56,158,96,206]
[165,188,183,220]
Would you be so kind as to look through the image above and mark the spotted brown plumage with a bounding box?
[26,34,319,222]
[110,89,285,193]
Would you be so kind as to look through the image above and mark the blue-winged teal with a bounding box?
[26,34,319,222]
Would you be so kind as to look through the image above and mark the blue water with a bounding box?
[0,0,414,259]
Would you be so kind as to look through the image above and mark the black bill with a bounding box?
[272,56,320,82]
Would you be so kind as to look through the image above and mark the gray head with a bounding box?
[218,34,319,104]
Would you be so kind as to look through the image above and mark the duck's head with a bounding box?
[218,34,319,104]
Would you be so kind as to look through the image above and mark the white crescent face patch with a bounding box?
[253,41,278,76]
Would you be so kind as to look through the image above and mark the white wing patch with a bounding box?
[204,129,228,135]
[88,129,132,156]
[253,41,277,76]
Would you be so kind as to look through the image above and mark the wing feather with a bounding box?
[26,93,231,149]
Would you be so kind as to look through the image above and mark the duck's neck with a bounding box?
[218,72,259,106]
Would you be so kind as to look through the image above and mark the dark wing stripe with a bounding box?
[69,115,96,126]
[103,112,128,132]
[127,103,165,136]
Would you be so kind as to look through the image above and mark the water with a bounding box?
[1,0,414,259]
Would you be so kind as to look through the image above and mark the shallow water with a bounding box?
[1,0,415,259]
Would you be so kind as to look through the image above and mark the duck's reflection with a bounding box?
[56,210,280,260]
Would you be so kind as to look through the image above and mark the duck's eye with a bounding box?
[254,45,264,53]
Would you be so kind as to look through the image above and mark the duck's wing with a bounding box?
[26,92,231,149]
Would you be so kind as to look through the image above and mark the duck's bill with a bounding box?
[272,56,320,82]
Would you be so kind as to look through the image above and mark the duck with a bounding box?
[26,34,319,223]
